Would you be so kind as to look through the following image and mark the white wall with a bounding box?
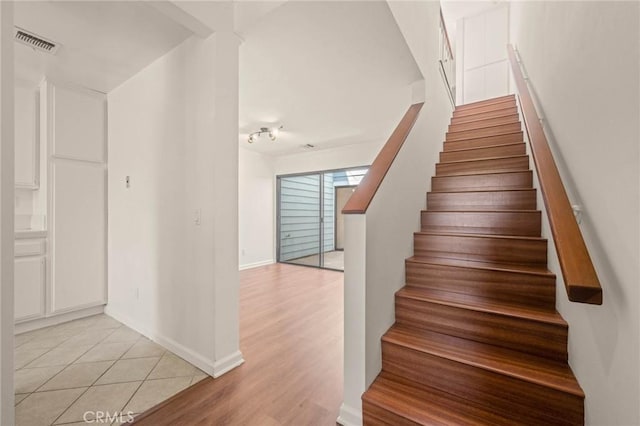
[339,2,453,424]
[108,30,243,377]
[510,2,639,425]
[238,147,274,269]
[0,3,14,423]
[273,140,383,176]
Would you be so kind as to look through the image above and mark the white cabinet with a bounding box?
[45,81,107,314]
[15,238,46,323]
[15,81,40,189]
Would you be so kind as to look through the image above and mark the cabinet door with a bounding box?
[15,257,45,322]
[15,83,39,188]
[51,161,106,313]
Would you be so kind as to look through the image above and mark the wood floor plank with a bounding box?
[132,264,343,426]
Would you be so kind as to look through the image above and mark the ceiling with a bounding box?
[12,1,422,157]
[238,1,422,156]
[14,1,193,93]
[440,0,503,50]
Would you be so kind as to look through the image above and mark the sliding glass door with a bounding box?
[277,167,368,271]
[278,174,322,268]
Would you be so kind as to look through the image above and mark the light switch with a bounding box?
[125,176,130,189]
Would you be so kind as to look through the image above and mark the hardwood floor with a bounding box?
[133,263,343,426]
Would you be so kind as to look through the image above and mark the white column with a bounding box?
[0,1,15,424]
[338,214,367,426]
[211,30,244,375]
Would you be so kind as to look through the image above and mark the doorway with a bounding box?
[334,186,356,251]
[276,167,367,271]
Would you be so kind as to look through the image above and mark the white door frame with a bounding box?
[0,2,15,425]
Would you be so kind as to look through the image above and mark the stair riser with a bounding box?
[414,233,547,265]
[456,94,515,110]
[431,171,533,192]
[446,123,522,142]
[362,401,422,426]
[421,211,541,237]
[406,261,555,311]
[440,144,526,163]
[454,100,516,117]
[427,190,537,211]
[450,107,518,125]
[436,156,529,176]
[395,296,568,361]
[382,342,583,425]
[448,115,520,133]
[444,132,524,151]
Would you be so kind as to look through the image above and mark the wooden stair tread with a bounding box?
[429,187,535,194]
[443,131,523,144]
[430,171,534,192]
[416,230,545,242]
[384,324,583,397]
[448,115,520,132]
[396,287,566,326]
[406,255,553,277]
[438,154,528,165]
[450,108,519,124]
[430,168,534,178]
[364,372,514,426]
[457,94,515,109]
[443,142,525,154]
[447,123,522,138]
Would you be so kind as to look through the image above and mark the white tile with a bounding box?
[15,333,36,348]
[18,335,71,350]
[121,339,165,359]
[58,328,116,348]
[15,388,86,426]
[39,361,114,391]
[15,365,65,393]
[191,372,208,385]
[55,382,140,424]
[75,341,135,363]
[102,327,141,344]
[88,315,122,330]
[14,393,29,406]
[15,347,50,370]
[147,353,196,380]
[123,377,192,415]
[25,345,93,368]
[95,357,160,385]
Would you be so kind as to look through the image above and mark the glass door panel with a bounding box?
[278,174,321,268]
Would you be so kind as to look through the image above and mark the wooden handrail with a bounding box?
[342,102,424,214]
[507,45,602,305]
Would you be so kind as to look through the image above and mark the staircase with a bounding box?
[361,94,585,425]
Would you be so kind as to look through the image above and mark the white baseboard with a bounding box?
[212,350,244,378]
[239,259,274,271]
[104,306,243,379]
[15,305,105,334]
[337,403,363,426]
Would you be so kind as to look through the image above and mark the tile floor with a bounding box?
[14,314,207,426]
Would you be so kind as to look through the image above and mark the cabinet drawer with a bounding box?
[15,239,46,257]
[15,256,45,322]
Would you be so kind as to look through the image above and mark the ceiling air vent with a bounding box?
[14,27,59,55]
